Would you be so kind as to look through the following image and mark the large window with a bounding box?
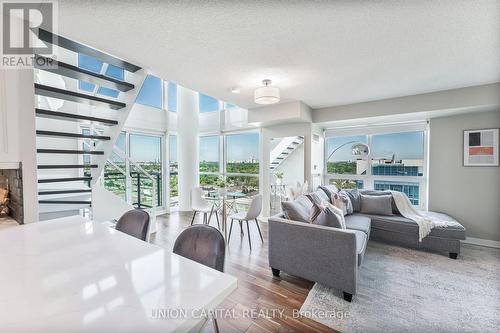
[197,132,260,200]
[136,75,162,109]
[129,133,162,208]
[167,82,177,112]
[326,126,427,207]
[169,135,178,206]
[225,133,259,196]
[199,93,220,113]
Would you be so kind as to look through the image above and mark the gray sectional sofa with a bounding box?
[268,188,466,302]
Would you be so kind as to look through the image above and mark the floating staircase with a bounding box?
[270,136,305,171]
[33,28,145,220]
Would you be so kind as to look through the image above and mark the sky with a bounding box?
[327,132,424,161]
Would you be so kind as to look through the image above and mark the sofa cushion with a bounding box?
[307,189,330,205]
[346,189,361,212]
[319,185,338,200]
[353,230,367,266]
[313,204,345,229]
[360,194,394,216]
[338,190,354,215]
[281,195,313,223]
[345,214,371,236]
[360,189,400,214]
[359,212,466,240]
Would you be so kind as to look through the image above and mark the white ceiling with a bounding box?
[55,0,500,109]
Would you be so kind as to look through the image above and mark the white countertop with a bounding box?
[0,215,237,333]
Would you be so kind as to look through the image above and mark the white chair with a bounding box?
[228,194,263,250]
[191,187,220,229]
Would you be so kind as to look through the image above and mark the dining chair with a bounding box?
[173,224,226,333]
[115,209,150,241]
[228,194,263,250]
[191,187,220,229]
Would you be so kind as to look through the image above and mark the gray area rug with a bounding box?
[300,242,500,333]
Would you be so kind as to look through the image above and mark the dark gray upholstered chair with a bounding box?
[173,224,226,332]
[115,209,150,241]
[173,224,226,272]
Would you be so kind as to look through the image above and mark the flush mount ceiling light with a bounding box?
[254,79,280,105]
[230,87,241,94]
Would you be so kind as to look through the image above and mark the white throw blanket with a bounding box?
[389,191,453,241]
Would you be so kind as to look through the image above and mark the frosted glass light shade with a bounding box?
[254,86,280,104]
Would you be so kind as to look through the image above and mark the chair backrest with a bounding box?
[191,187,209,209]
[115,209,150,241]
[173,225,225,272]
[245,194,263,220]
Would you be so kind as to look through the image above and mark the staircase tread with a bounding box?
[36,130,111,140]
[38,177,92,183]
[37,149,104,155]
[37,28,141,72]
[38,164,98,169]
[35,109,118,125]
[34,55,134,92]
[39,200,92,204]
[35,84,126,110]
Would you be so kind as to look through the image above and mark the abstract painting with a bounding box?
[463,128,499,166]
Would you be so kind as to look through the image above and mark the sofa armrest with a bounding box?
[268,215,359,294]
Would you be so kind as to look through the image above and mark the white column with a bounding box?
[177,85,199,211]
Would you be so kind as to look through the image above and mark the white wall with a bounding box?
[429,110,500,243]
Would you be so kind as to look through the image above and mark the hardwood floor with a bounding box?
[151,211,339,333]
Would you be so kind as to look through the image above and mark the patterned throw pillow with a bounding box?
[0,188,8,204]
[310,200,346,229]
[331,192,347,215]
[338,190,354,215]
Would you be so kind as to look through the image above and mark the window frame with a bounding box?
[324,122,429,209]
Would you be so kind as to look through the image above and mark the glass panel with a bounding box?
[326,135,368,174]
[129,134,162,208]
[97,86,119,98]
[371,131,424,176]
[329,179,364,189]
[226,175,259,196]
[199,136,219,172]
[79,80,95,92]
[226,133,259,174]
[167,82,177,112]
[104,64,124,80]
[199,174,219,192]
[169,135,178,206]
[374,180,420,205]
[78,54,103,73]
[199,93,220,113]
[224,102,238,110]
[136,75,162,109]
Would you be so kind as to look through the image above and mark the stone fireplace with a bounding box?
[0,163,24,224]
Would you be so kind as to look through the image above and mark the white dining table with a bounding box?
[0,215,237,333]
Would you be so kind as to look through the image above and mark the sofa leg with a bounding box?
[271,268,280,277]
[449,252,458,259]
[343,292,353,302]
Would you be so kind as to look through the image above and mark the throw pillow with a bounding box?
[331,192,347,215]
[311,201,345,229]
[360,189,400,214]
[319,184,338,200]
[346,189,361,212]
[360,194,394,216]
[338,190,354,215]
[281,195,313,223]
[307,190,330,205]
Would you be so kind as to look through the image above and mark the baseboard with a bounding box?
[462,237,500,249]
